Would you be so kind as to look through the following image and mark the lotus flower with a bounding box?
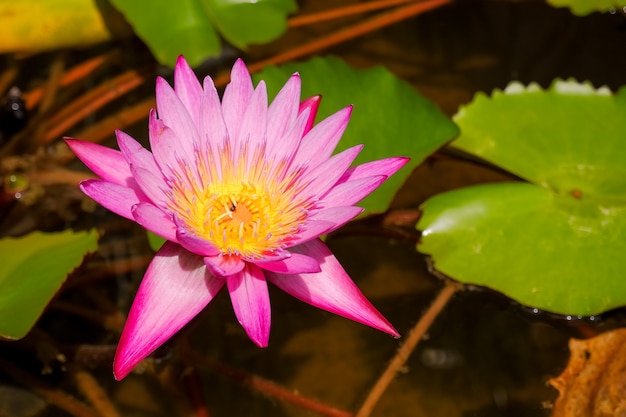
[66,56,409,380]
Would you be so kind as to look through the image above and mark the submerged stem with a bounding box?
[355,281,461,417]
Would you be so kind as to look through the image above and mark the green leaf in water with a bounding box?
[0,230,98,339]
[256,56,459,213]
[546,0,622,16]
[201,0,297,49]
[417,80,626,316]
[109,0,296,67]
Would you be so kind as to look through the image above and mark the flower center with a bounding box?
[167,148,310,260]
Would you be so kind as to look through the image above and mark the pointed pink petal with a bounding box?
[267,73,300,142]
[80,179,144,221]
[149,114,187,181]
[291,219,335,246]
[174,56,202,125]
[199,76,228,150]
[176,223,220,257]
[267,107,310,169]
[266,239,398,337]
[301,206,364,238]
[297,145,363,201]
[130,165,169,208]
[155,77,198,157]
[235,80,268,152]
[204,255,245,277]
[116,130,161,174]
[292,106,352,168]
[114,242,225,380]
[321,176,387,207]
[256,252,321,274]
[222,59,254,148]
[299,95,320,134]
[227,264,271,347]
[338,157,410,183]
[132,203,177,243]
[65,138,131,186]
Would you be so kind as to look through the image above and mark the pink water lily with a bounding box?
[67,56,408,380]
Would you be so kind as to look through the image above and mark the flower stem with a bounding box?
[355,281,461,417]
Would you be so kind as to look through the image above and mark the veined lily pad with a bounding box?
[257,57,459,213]
[417,80,626,316]
[0,230,98,339]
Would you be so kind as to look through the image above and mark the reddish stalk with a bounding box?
[40,67,150,144]
[214,0,451,86]
[68,97,155,146]
[355,282,461,417]
[289,0,418,27]
[184,347,353,417]
[24,52,118,110]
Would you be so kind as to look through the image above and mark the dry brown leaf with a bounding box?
[550,328,626,417]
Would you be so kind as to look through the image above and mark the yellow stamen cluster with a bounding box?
[168,145,310,259]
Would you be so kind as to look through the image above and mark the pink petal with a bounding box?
[132,203,177,243]
[65,138,131,186]
[199,76,229,151]
[155,77,198,158]
[301,206,364,238]
[291,106,352,168]
[267,73,301,143]
[296,145,363,201]
[116,130,161,175]
[235,80,268,155]
[174,56,203,125]
[266,107,310,170]
[130,165,169,208]
[255,252,321,274]
[222,59,254,148]
[80,179,145,221]
[338,157,410,184]
[176,224,220,257]
[149,115,188,181]
[227,264,271,347]
[321,176,387,208]
[291,219,335,246]
[266,239,398,337]
[114,242,225,380]
[204,255,245,277]
[299,95,321,134]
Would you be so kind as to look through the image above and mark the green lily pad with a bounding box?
[256,56,459,213]
[546,0,622,16]
[201,0,297,49]
[417,80,626,316]
[109,0,296,67]
[0,230,98,339]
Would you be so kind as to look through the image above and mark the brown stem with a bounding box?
[214,0,451,86]
[66,97,155,146]
[355,282,460,417]
[24,51,119,110]
[289,0,418,27]
[184,346,353,417]
[40,67,150,144]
